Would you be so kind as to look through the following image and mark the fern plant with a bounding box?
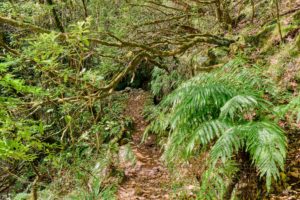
[276,95,300,124]
[197,161,239,200]
[150,67,183,97]
[149,60,287,196]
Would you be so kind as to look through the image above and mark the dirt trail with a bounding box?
[117,90,170,200]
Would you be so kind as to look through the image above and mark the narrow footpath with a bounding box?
[117,90,170,200]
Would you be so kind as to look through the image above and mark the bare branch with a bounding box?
[135,14,187,27]
[99,51,149,92]
[146,1,183,12]
[0,40,20,55]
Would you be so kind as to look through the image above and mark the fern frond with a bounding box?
[160,61,264,112]
[245,122,286,191]
[210,126,245,164]
[220,95,259,120]
[164,120,229,160]
[145,112,171,137]
[219,95,270,121]
[276,95,300,123]
[193,120,229,146]
[152,65,274,160]
[147,61,287,192]
[198,160,239,200]
[210,121,286,191]
[150,67,182,96]
[166,84,234,127]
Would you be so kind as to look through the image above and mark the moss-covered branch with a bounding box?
[0,16,51,33]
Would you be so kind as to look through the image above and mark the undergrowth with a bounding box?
[148,57,288,198]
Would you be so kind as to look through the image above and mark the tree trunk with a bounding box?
[275,0,283,42]
[81,0,88,18]
[46,0,65,33]
[251,0,255,23]
[215,0,223,22]
[222,0,233,26]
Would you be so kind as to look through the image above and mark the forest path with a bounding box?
[117,89,170,200]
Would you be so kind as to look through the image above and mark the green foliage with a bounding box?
[276,95,300,123]
[68,178,117,200]
[197,161,239,200]
[1,15,129,197]
[0,117,45,161]
[0,1,42,20]
[149,60,287,195]
[24,32,63,65]
[0,0,296,198]
[210,121,286,191]
[151,67,183,97]
[0,56,51,162]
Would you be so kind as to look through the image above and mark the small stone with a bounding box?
[124,87,132,92]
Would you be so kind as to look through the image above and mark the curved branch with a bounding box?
[0,16,51,33]
[99,51,149,92]
[0,15,234,54]
[146,1,183,12]
[0,15,234,101]
[135,14,188,27]
[0,41,20,55]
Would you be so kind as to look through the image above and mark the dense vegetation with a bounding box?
[0,0,300,199]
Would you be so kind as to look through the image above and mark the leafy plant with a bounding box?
[197,161,239,200]
[150,67,183,97]
[0,57,50,162]
[149,62,287,196]
[276,95,300,124]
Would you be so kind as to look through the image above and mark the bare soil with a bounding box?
[117,90,170,200]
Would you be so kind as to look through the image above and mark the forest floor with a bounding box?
[117,89,170,200]
[115,89,300,200]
